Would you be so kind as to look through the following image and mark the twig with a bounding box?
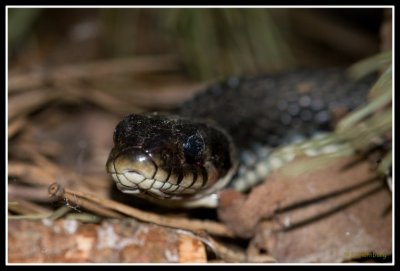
[177,229,246,263]
[176,229,277,263]
[62,189,124,219]
[48,183,235,237]
[8,184,56,202]
[47,205,72,220]
[8,162,57,186]
[8,116,27,139]
[65,213,102,223]
[47,184,123,219]
[8,156,108,197]
[59,83,144,115]
[9,214,52,220]
[8,55,178,92]
[8,88,59,121]
[7,198,52,215]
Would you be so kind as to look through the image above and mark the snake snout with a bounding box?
[106,148,159,192]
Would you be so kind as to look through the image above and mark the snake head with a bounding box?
[106,112,237,204]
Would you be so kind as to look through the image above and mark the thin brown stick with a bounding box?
[8,183,120,219]
[59,83,144,115]
[8,184,55,202]
[8,198,52,215]
[8,116,27,139]
[8,55,178,92]
[8,88,59,120]
[8,162,57,186]
[62,191,124,219]
[176,229,277,263]
[8,154,108,195]
[48,183,235,237]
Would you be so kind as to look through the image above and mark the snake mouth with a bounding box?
[106,148,200,200]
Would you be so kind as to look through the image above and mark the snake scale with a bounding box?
[106,68,375,208]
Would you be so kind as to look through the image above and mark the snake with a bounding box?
[106,68,375,208]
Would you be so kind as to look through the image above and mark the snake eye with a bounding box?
[183,134,205,163]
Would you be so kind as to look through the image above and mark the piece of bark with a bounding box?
[8,219,182,263]
[218,156,392,262]
[178,235,207,263]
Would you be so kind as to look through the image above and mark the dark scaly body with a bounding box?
[176,68,374,151]
[106,68,375,207]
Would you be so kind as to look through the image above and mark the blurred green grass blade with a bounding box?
[161,9,294,79]
[377,150,392,176]
[338,109,392,149]
[337,88,392,132]
[369,65,392,97]
[347,50,392,79]
[8,8,43,51]
[293,50,392,179]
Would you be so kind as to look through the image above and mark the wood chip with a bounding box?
[178,235,207,263]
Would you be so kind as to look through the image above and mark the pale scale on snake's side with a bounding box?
[106,68,375,208]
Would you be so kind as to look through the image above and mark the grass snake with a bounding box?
[106,68,375,208]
